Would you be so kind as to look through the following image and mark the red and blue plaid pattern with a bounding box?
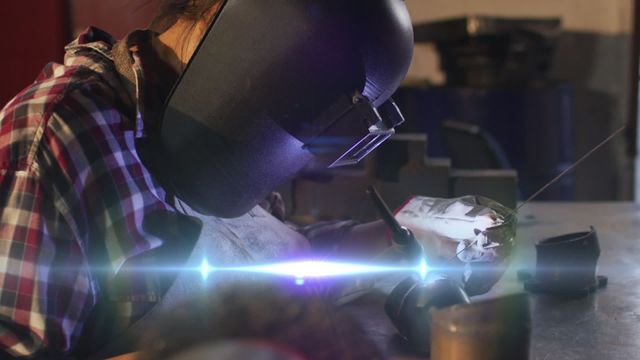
[0,27,357,357]
[0,28,176,357]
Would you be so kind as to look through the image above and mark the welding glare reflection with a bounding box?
[197,259,430,283]
[200,258,212,281]
[419,258,428,281]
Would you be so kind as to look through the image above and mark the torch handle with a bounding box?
[367,185,410,246]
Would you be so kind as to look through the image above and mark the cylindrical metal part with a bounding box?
[385,277,470,353]
[431,293,531,360]
[519,227,607,298]
[532,227,601,295]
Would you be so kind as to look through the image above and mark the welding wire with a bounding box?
[517,124,627,211]
[451,124,627,261]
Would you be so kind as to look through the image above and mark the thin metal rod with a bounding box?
[451,124,626,261]
[517,124,627,211]
[367,185,404,237]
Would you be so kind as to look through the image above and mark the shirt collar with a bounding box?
[66,27,179,138]
[112,29,179,139]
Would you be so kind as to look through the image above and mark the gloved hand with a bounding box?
[395,196,517,296]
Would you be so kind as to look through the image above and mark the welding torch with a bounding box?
[366,186,424,261]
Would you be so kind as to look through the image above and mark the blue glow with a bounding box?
[419,258,429,280]
[94,258,436,283]
[200,259,211,281]
[224,260,409,279]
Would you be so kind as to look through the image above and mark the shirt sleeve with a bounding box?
[259,191,360,250]
[296,220,360,251]
[0,168,96,357]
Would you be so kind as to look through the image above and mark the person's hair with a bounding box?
[151,0,223,32]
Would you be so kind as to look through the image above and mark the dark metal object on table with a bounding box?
[431,294,531,360]
[518,227,607,298]
[385,277,470,354]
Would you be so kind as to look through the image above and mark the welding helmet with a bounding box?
[160,0,413,217]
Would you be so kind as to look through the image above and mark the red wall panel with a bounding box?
[0,1,69,106]
[70,0,159,39]
[0,1,160,107]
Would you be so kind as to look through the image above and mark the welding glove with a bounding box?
[395,196,517,296]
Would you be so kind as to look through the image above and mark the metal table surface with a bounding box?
[346,202,640,360]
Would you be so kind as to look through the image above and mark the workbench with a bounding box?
[347,202,640,360]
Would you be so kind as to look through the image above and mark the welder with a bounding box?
[0,0,508,357]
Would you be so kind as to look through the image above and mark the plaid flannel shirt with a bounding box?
[0,28,357,357]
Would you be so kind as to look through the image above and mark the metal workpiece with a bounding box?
[518,227,608,298]
[430,294,531,360]
[458,196,518,297]
[385,277,470,354]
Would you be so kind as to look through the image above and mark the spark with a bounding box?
[200,258,212,281]
[419,258,429,281]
